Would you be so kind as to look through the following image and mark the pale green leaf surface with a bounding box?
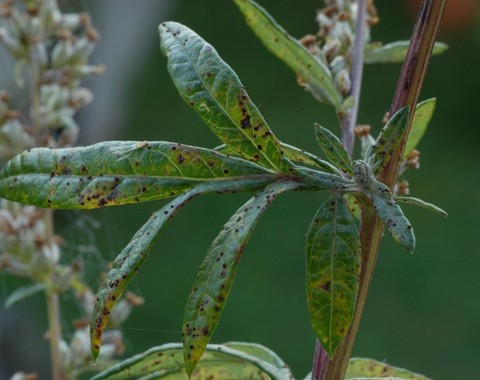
[314,124,353,174]
[306,193,360,357]
[294,166,352,191]
[403,99,436,159]
[346,357,430,379]
[216,142,341,175]
[351,160,415,252]
[4,282,45,308]
[372,186,415,252]
[364,41,448,64]
[395,196,447,217]
[183,181,302,376]
[91,342,293,380]
[234,0,341,107]
[159,22,287,172]
[0,141,276,209]
[365,107,410,174]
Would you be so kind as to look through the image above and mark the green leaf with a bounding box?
[395,196,447,218]
[306,193,360,357]
[314,124,353,174]
[4,283,45,308]
[91,342,293,380]
[216,142,341,174]
[0,141,276,209]
[159,22,288,172]
[403,99,436,159]
[234,0,341,107]
[351,160,415,252]
[182,181,301,376]
[294,166,352,191]
[365,107,410,174]
[346,357,430,379]
[364,41,448,64]
[371,184,415,253]
[90,187,203,361]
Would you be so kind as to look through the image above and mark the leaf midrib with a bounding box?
[165,23,281,172]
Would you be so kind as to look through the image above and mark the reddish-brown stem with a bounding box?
[320,1,447,379]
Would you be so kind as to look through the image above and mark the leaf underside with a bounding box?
[159,21,288,172]
[306,193,360,356]
[346,357,430,380]
[91,342,293,380]
[351,160,415,252]
[395,196,447,218]
[182,181,302,376]
[371,183,415,252]
[0,141,275,209]
[234,0,341,107]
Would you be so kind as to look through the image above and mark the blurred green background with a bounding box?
[2,1,480,379]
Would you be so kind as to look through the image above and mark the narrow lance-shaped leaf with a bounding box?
[365,107,410,174]
[346,357,430,380]
[403,98,436,159]
[0,141,276,209]
[91,342,294,380]
[314,124,353,175]
[182,181,302,376]
[90,187,204,361]
[89,176,277,361]
[395,196,448,217]
[306,193,360,357]
[352,160,415,252]
[364,40,448,64]
[234,0,342,107]
[159,22,288,172]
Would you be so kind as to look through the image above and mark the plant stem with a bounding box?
[320,1,447,379]
[46,288,64,380]
[311,1,368,378]
[341,0,368,156]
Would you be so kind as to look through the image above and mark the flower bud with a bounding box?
[336,68,351,95]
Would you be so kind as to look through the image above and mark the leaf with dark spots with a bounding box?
[159,22,288,172]
[90,187,203,362]
[371,182,415,252]
[350,160,415,252]
[365,107,410,174]
[346,357,431,379]
[234,0,341,107]
[314,124,353,175]
[91,342,294,380]
[182,181,302,376]
[0,141,277,209]
[306,193,360,357]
